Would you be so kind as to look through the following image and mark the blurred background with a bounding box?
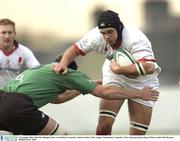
[0,0,179,135]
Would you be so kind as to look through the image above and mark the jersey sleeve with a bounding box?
[65,70,97,95]
[131,40,156,62]
[74,27,102,55]
[21,45,40,68]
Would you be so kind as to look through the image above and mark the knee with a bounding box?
[96,110,117,135]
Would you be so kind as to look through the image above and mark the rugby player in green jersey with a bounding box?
[0,56,159,135]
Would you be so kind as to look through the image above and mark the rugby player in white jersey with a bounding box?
[53,10,161,135]
[0,18,40,87]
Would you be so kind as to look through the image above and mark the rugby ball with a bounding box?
[113,48,136,66]
[113,48,136,78]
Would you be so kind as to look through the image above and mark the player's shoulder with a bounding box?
[18,43,29,49]
[78,27,103,47]
[123,25,149,42]
[123,25,143,36]
[84,27,102,39]
[17,43,33,52]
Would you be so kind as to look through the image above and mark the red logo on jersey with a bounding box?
[18,57,23,64]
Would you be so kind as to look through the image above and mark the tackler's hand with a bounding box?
[140,87,159,101]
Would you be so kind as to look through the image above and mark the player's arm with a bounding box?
[91,85,159,101]
[110,60,155,76]
[51,90,81,104]
[53,46,78,74]
[51,79,102,104]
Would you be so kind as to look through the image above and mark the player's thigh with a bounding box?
[100,98,124,112]
[128,100,152,124]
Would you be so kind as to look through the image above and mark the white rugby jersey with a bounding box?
[75,26,156,61]
[0,41,40,87]
[74,26,161,85]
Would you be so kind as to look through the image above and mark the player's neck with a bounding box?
[112,39,121,50]
[0,45,15,53]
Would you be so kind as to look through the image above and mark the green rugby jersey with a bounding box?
[2,64,96,108]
